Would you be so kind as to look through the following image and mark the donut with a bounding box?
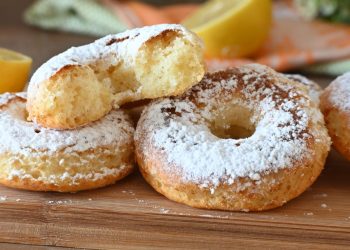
[320,72,350,161]
[135,64,330,211]
[0,93,134,192]
[27,24,205,130]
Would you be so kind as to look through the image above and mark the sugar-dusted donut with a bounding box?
[135,64,330,211]
[321,72,350,161]
[0,93,134,192]
[27,24,205,129]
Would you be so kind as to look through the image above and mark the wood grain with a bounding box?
[0,149,349,249]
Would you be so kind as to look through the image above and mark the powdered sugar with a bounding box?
[136,64,327,189]
[0,92,26,106]
[284,74,321,105]
[327,72,350,110]
[7,165,128,183]
[0,93,134,157]
[29,24,198,88]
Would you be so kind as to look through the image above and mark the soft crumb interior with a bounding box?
[135,32,205,98]
[94,32,204,106]
[94,61,141,106]
[38,65,113,128]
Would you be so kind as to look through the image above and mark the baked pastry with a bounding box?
[0,93,134,192]
[27,24,205,129]
[135,64,330,211]
[321,72,350,161]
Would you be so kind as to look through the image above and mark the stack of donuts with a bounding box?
[0,24,205,192]
[1,23,348,212]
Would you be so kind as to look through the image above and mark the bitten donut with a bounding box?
[27,24,205,130]
[135,64,330,211]
[0,93,134,192]
[321,72,350,161]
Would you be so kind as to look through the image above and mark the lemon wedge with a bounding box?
[0,48,32,93]
[182,0,272,58]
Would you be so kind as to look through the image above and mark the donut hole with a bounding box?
[209,105,255,140]
[135,31,205,99]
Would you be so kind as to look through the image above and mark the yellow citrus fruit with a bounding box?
[182,0,272,58]
[0,48,32,93]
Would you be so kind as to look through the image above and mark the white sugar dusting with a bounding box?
[136,64,328,189]
[284,74,321,105]
[47,200,72,205]
[327,72,350,110]
[313,193,328,198]
[0,93,134,156]
[7,165,128,183]
[0,92,26,106]
[29,24,198,88]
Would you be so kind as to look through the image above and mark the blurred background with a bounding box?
[2,0,350,92]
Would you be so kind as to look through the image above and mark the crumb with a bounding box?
[313,193,328,198]
[321,203,327,208]
[160,208,170,214]
[47,200,72,205]
[200,214,214,218]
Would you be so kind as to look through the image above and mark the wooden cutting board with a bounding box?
[0,149,349,249]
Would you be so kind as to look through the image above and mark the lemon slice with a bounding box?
[0,48,32,93]
[182,0,272,58]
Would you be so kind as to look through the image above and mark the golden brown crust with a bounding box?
[0,164,133,192]
[136,137,328,211]
[0,144,135,192]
